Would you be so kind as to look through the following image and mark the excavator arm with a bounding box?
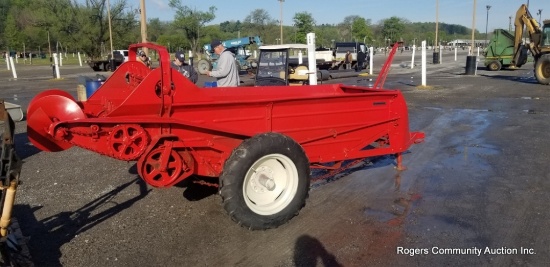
[512,4,543,66]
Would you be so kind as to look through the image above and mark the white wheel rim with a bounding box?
[243,153,299,216]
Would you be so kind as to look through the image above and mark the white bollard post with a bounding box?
[5,53,10,70]
[59,53,63,67]
[306,32,317,85]
[15,54,18,64]
[369,47,373,75]
[411,45,416,69]
[298,50,303,65]
[455,47,457,61]
[188,50,193,65]
[78,52,82,66]
[9,57,17,79]
[421,41,427,86]
[439,45,443,64]
[53,53,61,79]
[477,47,480,57]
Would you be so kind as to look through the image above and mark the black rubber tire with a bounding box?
[535,54,550,85]
[220,133,310,230]
[487,61,502,71]
[517,47,529,67]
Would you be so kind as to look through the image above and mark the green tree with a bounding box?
[20,0,138,59]
[220,20,242,33]
[169,0,216,56]
[242,9,276,42]
[351,17,372,43]
[382,17,406,44]
[293,12,315,44]
[3,12,21,51]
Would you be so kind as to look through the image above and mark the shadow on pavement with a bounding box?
[14,178,151,266]
[14,133,41,160]
[294,235,342,267]
[478,73,539,85]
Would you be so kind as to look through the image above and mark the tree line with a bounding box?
[0,0,480,59]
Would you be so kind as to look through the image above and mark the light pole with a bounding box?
[485,5,491,48]
[278,0,284,44]
[537,9,543,24]
[509,16,512,32]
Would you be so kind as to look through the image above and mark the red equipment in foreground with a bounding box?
[27,43,424,229]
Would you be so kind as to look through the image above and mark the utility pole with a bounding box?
[471,0,477,54]
[278,0,284,44]
[140,0,148,55]
[435,0,439,50]
[434,0,439,63]
[485,5,491,48]
[106,0,114,70]
[47,31,52,59]
[509,16,512,32]
[538,9,543,25]
[465,0,478,75]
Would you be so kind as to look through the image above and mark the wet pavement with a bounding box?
[1,49,550,266]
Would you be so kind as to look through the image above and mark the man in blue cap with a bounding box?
[170,51,198,84]
[206,39,240,87]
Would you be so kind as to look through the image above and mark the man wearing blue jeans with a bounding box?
[206,39,240,87]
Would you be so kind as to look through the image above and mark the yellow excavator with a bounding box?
[511,4,550,84]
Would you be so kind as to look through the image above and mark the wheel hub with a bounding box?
[140,146,184,187]
[250,166,276,193]
[243,154,299,214]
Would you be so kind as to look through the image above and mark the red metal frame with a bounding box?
[373,42,399,89]
[27,42,424,187]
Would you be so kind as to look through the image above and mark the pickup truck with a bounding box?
[86,50,128,71]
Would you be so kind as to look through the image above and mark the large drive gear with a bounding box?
[108,124,149,161]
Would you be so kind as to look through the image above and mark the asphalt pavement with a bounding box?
[1,48,549,266]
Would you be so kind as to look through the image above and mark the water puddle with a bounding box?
[363,191,423,227]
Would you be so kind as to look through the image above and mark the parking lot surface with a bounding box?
[1,49,549,266]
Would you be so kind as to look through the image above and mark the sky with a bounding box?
[140,0,546,33]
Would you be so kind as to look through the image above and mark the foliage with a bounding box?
[0,1,484,61]
[169,0,216,56]
[242,9,277,42]
[293,12,315,44]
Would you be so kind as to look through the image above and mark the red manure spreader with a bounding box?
[27,43,424,229]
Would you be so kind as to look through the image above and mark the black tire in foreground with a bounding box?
[220,133,310,230]
[535,54,550,85]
